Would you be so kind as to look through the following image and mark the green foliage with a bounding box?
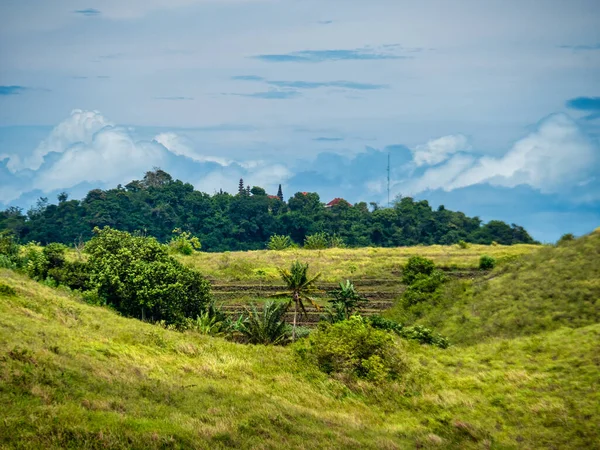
[303,232,329,249]
[267,234,293,250]
[368,315,449,348]
[388,228,600,345]
[1,269,599,448]
[327,279,368,320]
[0,232,23,268]
[479,255,496,270]
[328,233,346,248]
[0,282,16,296]
[402,256,436,284]
[304,232,346,249]
[296,316,408,382]
[457,240,469,249]
[274,260,321,340]
[169,228,201,255]
[85,227,211,326]
[557,233,575,246]
[0,170,536,251]
[237,300,290,345]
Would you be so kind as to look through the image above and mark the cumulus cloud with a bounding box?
[411,134,469,167]
[400,113,598,196]
[33,127,167,193]
[153,132,232,166]
[0,110,293,205]
[6,109,112,172]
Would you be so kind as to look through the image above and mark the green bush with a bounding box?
[237,300,290,345]
[0,282,16,296]
[0,232,23,268]
[479,255,496,270]
[368,315,449,348]
[402,256,436,285]
[556,233,575,246]
[169,228,201,255]
[457,240,469,249]
[0,255,17,270]
[328,233,346,248]
[85,227,211,326]
[267,234,293,250]
[295,316,408,382]
[303,232,329,250]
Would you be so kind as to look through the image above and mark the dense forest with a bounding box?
[0,169,536,251]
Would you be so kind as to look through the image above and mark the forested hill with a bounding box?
[0,169,536,251]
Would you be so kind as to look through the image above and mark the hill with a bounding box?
[1,268,599,449]
[0,169,537,251]
[387,228,600,345]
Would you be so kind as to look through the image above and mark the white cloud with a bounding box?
[395,113,598,198]
[411,134,470,167]
[6,110,111,172]
[154,132,232,166]
[33,126,166,192]
[447,113,598,193]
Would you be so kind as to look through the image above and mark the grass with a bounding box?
[386,228,600,345]
[176,244,539,283]
[1,266,599,449]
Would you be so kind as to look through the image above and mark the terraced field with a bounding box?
[209,268,482,326]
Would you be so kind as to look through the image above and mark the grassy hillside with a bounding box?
[387,228,600,345]
[1,268,599,449]
[177,244,539,283]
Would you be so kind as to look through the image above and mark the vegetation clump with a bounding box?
[479,255,496,270]
[401,256,447,306]
[296,316,409,382]
[267,234,293,250]
[237,300,291,345]
[168,228,201,255]
[85,227,211,326]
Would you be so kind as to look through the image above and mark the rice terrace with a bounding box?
[1,1,600,449]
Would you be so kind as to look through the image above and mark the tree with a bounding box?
[277,184,284,202]
[238,178,245,195]
[250,186,266,196]
[274,260,321,341]
[57,192,69,203]
[328,280,368,320]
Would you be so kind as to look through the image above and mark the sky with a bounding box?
[0,0,599,242]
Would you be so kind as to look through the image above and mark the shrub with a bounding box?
[0,282,16,296]
[368,316,449,348]
[304,232,329,250]
[169,228,201,255]
[479,255,496,270]
[0,232,23,268]
[85,227,211,326]
[267,234,293,250]
[402,256,436,285]
[557,233,575,246]
[327,280,368,320]
[237,300,290,345]
[328,233,346,248]
[296,316,408,382]
[0,255,17,270]
[457,240,469,249]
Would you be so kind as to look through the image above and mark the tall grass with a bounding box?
[1,267,598,448]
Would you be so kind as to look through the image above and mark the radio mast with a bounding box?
[387,151,390,207]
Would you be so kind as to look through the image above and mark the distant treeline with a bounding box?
[0,169,536,251]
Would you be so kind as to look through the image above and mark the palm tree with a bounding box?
[273,260,321,341]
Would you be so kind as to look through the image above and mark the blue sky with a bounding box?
[1,0,599,242]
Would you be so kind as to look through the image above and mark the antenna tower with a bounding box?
[387,151,390,207]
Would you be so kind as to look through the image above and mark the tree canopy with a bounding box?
[0,169,537,250]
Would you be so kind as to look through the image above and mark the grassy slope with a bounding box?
[387,229,600,345]
[1,269,599,449]
[177,244,539,283]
